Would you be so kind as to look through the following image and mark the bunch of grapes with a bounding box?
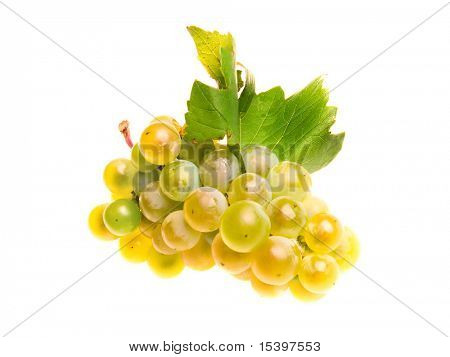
[88,116,359,301]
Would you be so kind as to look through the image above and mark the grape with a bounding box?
[88,204,117,240]
[148,223,177,255]
[265,196,307,238]
[103,158,137,196]
[289,277,324,302]
[131,143,157,172]
[330,227,360,271]
[179,139,215,166]
[139,120,181,165]
[202,230,217,245]
[298,253,339,294]
[139,181,180,222]
[132,169,160,196]
[147,242,184,278]
[251,236,300,286]
[220,200,270,253]
[119,230,152,263]
[199,149,240,192]
[227,173,272,206]
[303,213,343,253]
[301,193,329,217]
[211,233,250,274]
[159,160,201,201]
[233,269,252,281]
[250,272,288,298]
[161,210,201,251]
[182,236,215,271]
[267,161,311,201]
[139,215,156,238]
[241,145,279,177]
[103,199,141,236]
[183,187,228,232]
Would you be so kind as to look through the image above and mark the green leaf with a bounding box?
[187,26,234,88]
[238,77,344,172]
[184,46,238,143]
[238,67,255,115]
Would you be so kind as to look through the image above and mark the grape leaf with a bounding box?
[184,45,239,143]
[239,77,344,172]
[187,26,234,88]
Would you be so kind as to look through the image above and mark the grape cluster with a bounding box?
[89,116,359,300]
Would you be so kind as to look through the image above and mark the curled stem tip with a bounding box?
[118,120,133,149]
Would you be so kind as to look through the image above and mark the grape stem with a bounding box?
[118,120,133,149]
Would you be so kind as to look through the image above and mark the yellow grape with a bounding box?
[111,192,133,200]
[148,223,177,255]
[267,161,311,201]
[151,115,182,133]
[250,272,288,298]
[139,215,156,238]
[289,277,324,302]
[220,200,271,253]
[211,233,251,274]
[240,145,279,177]
[139,120,181,165]
[88,204,117,240]
[103,158,137,196]
[251,236,300,286]
[182,236,215,271]
[227,173,272,206]
[183,187,228,232]
[265,196,307,238]
[119,230,152,263]
[330,227,360,271]
[302,193,329,217]
[161,210,201,251]
[147,243,184,278]
[202,230,217,245]
[304,213,343,253]
[298,253,339,294]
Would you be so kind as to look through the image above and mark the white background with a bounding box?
[1,0,449,356]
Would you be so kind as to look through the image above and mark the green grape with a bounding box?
[250,271,288,298]
[199,149,241,192]
[227,173,272,206]
[88,204,117,240]
[139,120,181,165]
[148,223,177,255]
[139,181,180,222]
[161,210,201,251]
[159,160,200,201]
[103,199,141,236]
[265,196,307,238]
[251,236,300,286]
[132,169,160,196]
[179,139,215,166]
[220,200,270,253]
[103,158,137,195]
[289,277,324,302]
[211,233,251,274]
[267,161,312,201]
[233,269,252,281]
[147,242,184,278]
[241,145,279,177]
[183,187,228,232]
[298,253,339,294]
[182,236,215,271]
[301,192,329,217]
[119,230,152,263]
[304,213,343,253]
[131,143,157,172]
[330,227,360,271]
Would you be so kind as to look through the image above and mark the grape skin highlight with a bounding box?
[103,158,137,196]
[303,213,343,253]
[227,173,272,206]
[298,253,339,294]
[265,196,307,238]
[199,149,241,193]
